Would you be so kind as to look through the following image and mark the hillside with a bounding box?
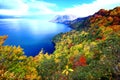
[0,7,120,80]
[67,7,120,30]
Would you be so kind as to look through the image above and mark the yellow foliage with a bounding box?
[18,56,26,60]
[84,45,90,52]
[91,42,97,46]
[73,50,79,56]
[80,31,88,36]
[62,65,73,76]
[54,58,60,63]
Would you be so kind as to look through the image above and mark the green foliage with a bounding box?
[0,36,40,79]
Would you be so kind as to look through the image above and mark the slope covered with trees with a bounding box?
[67,7,120,30]
[0,7,120,80]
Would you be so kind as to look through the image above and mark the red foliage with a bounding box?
[96,36,106,41]
[112,17,120,25]
[96,38,101,41]
[94,14,102,19]
[73,55,87,68]
[79,55,87,65]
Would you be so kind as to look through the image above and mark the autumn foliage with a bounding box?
[73,55,87,68]
[0,6,120,80]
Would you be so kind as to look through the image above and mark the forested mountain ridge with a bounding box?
[66,7,120,30]
[0,7,120,80]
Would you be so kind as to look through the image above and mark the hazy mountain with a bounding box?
[50,14,77,23]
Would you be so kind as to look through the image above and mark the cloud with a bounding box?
[27,1,57,15]
[0,0,57,16]
[0,0,28,9]
[61,0,120,17]
[0,0,28,16]
[0,0,120,17]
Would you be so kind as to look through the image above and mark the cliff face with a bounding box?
[50,14,77,23]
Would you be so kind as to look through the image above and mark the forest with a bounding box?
[0,7,120,80]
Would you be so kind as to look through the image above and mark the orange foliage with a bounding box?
[107,16,113,22]
[68,43,74,49]
[96,36,106,41]
[109,25,120,32]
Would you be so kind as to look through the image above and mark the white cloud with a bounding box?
[0,0,57,16]
[27,1,57,15]
[0,0,120,17]
[0,0,28,16]
[61,0,120,17]
[0,0,28,10]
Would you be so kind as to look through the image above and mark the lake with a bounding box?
[0,19,71,56]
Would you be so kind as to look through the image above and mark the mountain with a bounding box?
[50,14,77,23]
[63,16,91,29]
[67,6,120,30]
[52,6,120,79]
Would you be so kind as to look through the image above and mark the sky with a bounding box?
[0,0,120,17]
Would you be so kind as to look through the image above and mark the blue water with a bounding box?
[0,19,71,56]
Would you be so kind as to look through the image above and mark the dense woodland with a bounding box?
[0,7,120,80]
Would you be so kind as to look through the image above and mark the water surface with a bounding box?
[0,19,71,56]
